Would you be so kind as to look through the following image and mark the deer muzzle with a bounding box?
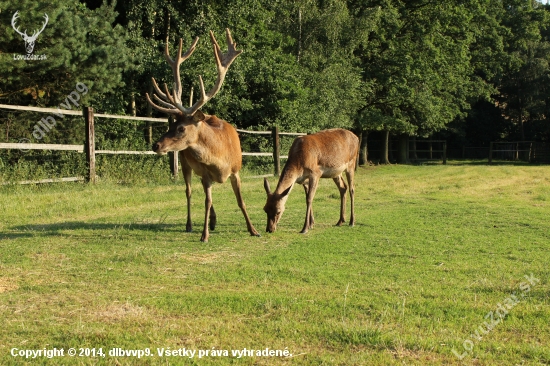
[152,142,167,155]
[266,220,277,233]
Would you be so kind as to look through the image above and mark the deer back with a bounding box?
[287,129,358,177]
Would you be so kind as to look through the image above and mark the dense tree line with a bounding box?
[1,0,549,163]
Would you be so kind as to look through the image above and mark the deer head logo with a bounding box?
[11,11,48,54]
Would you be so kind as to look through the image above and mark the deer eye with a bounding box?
[177,125,185,134]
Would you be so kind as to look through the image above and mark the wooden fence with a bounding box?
[0,104,305,184]
[3,103,547,185]
[489,141,532,163]
[409,139,447,164]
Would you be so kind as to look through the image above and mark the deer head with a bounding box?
[263,178,292,233]
[11,11,48,54]
[146,29,242,155]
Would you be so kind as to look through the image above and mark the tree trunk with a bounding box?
[144,12,158,145]
[411,136,418,160]
[397,134,408,164]
[380,129,390,164]
[144,82,153,144]
[388,133,394,163]
[129,94,136,117]
[359,130,368,165]
[297,8,302,63]
[519,102,525,141]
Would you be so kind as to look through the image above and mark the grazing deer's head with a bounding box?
[263,178,292,233]
[11,11,48,54]
[146,29,242,155]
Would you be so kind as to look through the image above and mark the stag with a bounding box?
[11,11,48,54]
[263,129,359,233]
[146,29,260,242]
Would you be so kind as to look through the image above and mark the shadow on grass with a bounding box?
[2,221,185,239]
[431,159,546,166]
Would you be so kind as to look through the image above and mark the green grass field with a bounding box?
[0,163,549,365]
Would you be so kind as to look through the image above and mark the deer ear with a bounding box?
[263,178,271,194]
[281,185,291,197]
[192,110,206,123]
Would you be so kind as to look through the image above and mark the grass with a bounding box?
[0,163,549,365]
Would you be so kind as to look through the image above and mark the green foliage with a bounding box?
[1,0,550,171]
[0,150,86,183]
[0,0,130,107]
[354,1,491,136]
[0,0,131,146]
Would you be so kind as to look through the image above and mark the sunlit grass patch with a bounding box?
[0,164,548,365]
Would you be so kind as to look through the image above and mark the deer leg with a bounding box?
[345,168,355,227]
[201,179,217,230]
[230,173,260,237]
[200,177,213,242]
[302,182,314,227]
[209,205,217,231]
[333,175,348,226]
[301,177,319,234]
[180,152,193,232]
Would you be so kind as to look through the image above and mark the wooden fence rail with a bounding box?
[488,141,534,163]
[410,140,447,164]
[0,104,306,184]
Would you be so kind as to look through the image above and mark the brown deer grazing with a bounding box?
[263,128,359,233]
[146,29,260,242]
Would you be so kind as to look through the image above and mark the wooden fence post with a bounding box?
[488,142,493,164]
[145,122,153,145]
[272,126,280,177]
[170,151,179,178]
[83,107,96,183]
[168,116,178,178]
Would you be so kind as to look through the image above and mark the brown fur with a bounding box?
[263,128,359,233]
[153,111,259,242]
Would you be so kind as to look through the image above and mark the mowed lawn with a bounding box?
[0,163,549,365]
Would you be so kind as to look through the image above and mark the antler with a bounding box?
[11,11,48,40]
[11,11,27,38]
[30,14,48,40]
[146,28,242,116]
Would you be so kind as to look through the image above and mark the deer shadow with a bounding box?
[1,221,185,240]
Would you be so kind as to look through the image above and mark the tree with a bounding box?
[0,0,130,143]
[462,0,550,147]
[495,0,550,141]
[115,0,365,135]
[352,0,496,163]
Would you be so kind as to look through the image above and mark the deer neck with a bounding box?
[275,165,303,196]
[185,122,218,163]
